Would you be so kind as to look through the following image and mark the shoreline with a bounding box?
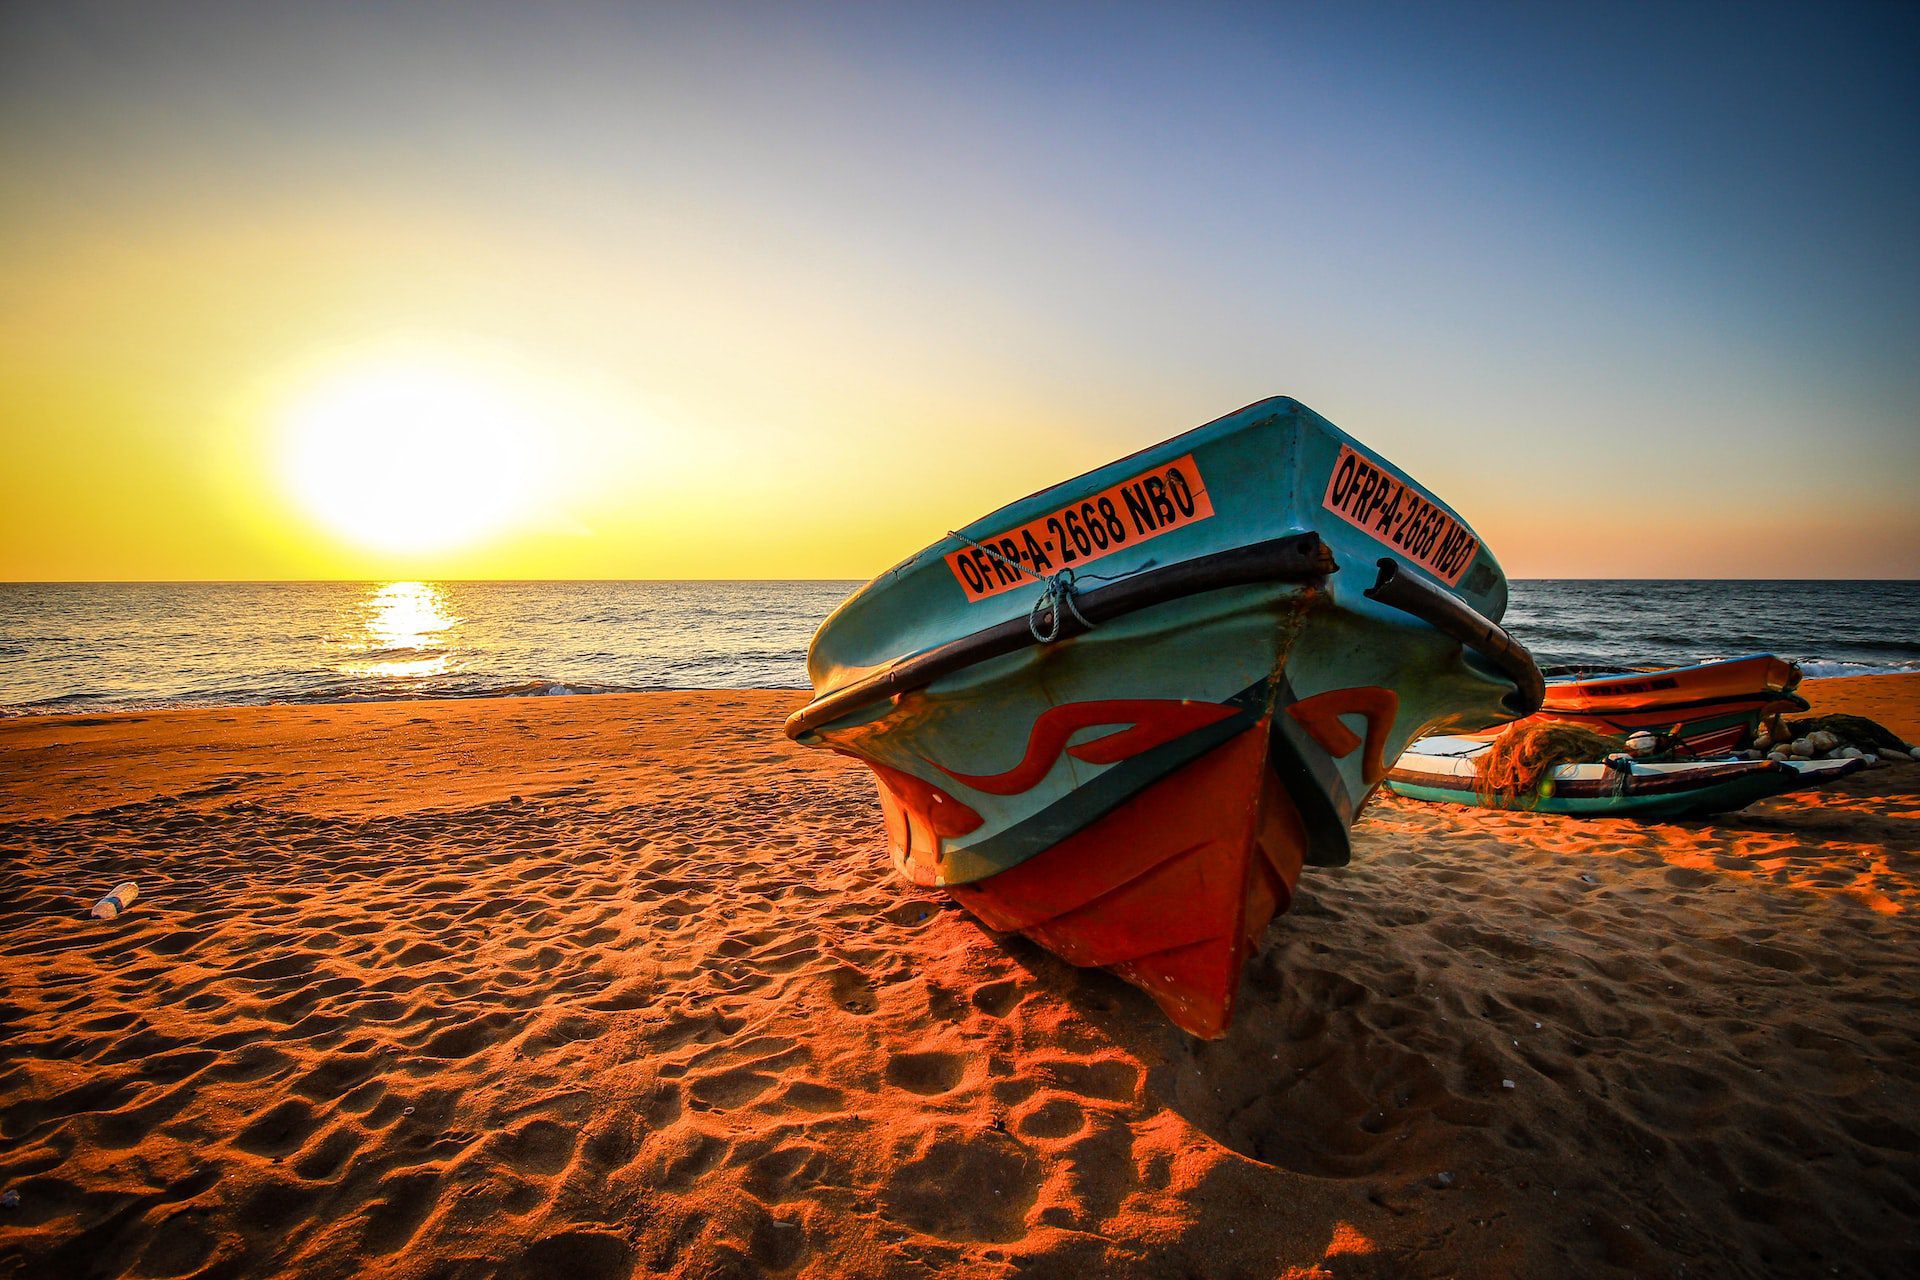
[4,676,1915,817]
[2,678,1917,1276]
[7,666,1917,724]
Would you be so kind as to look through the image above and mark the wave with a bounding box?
[342,644,442,662]
[0,676,815,716]
[286,677,652,704]
[1796,659,1920,679]
[4,579,1915,716]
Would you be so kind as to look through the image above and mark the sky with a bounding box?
[2,1,1916,580]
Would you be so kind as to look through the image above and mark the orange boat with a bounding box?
[1532,653,1806,754]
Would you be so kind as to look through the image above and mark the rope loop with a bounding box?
[1028,568,1092,643]
[948,530,1097,646]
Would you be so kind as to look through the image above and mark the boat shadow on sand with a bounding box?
[959,764,1917,1182]
[965,898,1500,1182]
[1675,767,1919,843]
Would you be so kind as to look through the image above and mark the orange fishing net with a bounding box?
[1474,721,1621,805]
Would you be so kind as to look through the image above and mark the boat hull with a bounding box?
[948,723,1307,1038]
[789,398,1538,1035]
[1385,736,1861,818]
[1532,654,1806,754]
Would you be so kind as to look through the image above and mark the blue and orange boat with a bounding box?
[1386,736,1862,818]
[785,397,1544,1036]
[1530,654,1807,755]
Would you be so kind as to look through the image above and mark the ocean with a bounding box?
[1,579,1915,715]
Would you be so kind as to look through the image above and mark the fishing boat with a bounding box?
[1531,654,1807,755]
[784,397,1544,1037]
[1385,735,1862,818]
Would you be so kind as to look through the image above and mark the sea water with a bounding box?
[1,579,1915,714]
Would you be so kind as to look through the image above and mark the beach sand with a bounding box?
[2,676,1917,1278]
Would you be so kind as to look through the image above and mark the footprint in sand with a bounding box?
[487,1117,579,1176]
[776,1080,844,1113]
[1033,1056,1140,1103]
[825,965,878,1014]
[504,1230,635,1280]
[885,1050,965,1095]
[1015,1096,1087,1140]
[134,1213,217,1277]
[746,1211,810,1271]
[358,1170,443,1255]
[687,1065,777,1111]
[580,1114,643,1169]
[881,899,939,927]
[883,1127,1041,1244]
[417,1011,519,1060]
[290,1124,360,1180]
[969,980,1022,1018]
[737,1140,826,1202]
[234,1098,323,1157]
[657,1130,730,1190]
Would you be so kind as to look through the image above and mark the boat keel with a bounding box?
[945,723,1306,1038]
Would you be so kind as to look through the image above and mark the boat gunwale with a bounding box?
[1539,652,1803,689]
[1364,558,1546,717]
[784,534,1336,740]
[1534,690,1812,719]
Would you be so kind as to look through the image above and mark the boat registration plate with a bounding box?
[946,454,1215,602]
[1321,443,1480,585]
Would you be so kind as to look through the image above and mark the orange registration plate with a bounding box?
[945,454,1215,602]
[1320,443,1479,585]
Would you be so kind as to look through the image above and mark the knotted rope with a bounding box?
[949,532,1096,644]
[1028,567,1093,643]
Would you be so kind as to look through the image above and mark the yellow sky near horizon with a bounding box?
[3,194,1913,584]
[0,195,1115,582]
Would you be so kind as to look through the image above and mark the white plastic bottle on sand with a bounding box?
[91,882,139,920]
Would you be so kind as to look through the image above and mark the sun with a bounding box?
[280,359,545,553]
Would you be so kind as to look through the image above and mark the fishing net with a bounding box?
[1782,713,1906,754]
[1474,721,1623,805]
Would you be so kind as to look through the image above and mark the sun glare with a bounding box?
[342,581,457,678]
[281,360,546,553]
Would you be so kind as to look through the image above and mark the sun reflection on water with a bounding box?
[344,581,458,678]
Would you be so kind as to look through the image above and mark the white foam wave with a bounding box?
[1798,659,1920,679]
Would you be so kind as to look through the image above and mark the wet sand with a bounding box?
[2,676,1917,1278]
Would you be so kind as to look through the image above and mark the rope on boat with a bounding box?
[948,531,1096,644]
[1029,569,1093,643]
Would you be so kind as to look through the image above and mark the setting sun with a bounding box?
[280,360,547,553]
